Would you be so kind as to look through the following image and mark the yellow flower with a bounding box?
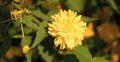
[48,10,87,50]
[10,10,24,20]
[10,9,31,20]
[22,45,30,54]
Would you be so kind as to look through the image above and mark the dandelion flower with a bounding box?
[10,10,24,20]
[10,9,31,20]
[48,10,87,50]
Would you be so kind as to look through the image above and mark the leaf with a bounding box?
[31,29,47,49]
[46,0,59,3]
[82,16,98,22]
[74,45,93,62]
[47,8,58,16]
[37,45,53,62]
[93,57,109,62]
[22,15,38,29]
[30,20,48,49]
[39,20,48,28]
[23,27,33,35]
[8,27,17,35]
[0,39,11,58]
[66,0,86,12]
[21,36,32,47]
[25,50,32,62]
[11,2,22,10]
[107,0,120,14]
[63,54,79,62]
[31,21,48,48]
[31,9,50,20]
[13,19,21,27]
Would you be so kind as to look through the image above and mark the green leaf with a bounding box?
[39,20,48,28]
[82,16,98,22]
[25,50,32,62]
[66,0,86,12]
[21,36,32,47]
[31,29,47,48]
[11,2,22,10]
[31,9,50,20]
[23,27,33,35]
[37,45,53,62]
[74,45,93,62]
[107,0,120,14]
[0,39,11,58]
[31,20,48,48]
[63,54,79,62]
[93,57,109,62]
[22,15,38,29]
[47,8,58,16]
[46,0,59,3]
[8,27,17,35]
[13,19,21,27]
[31,21,48,48]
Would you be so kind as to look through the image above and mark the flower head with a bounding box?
[22,45,30,54]
[10,9,31,20]
[10,10,24,20]
[48,10,87,50]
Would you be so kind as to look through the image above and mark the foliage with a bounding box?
[0,0,119,62]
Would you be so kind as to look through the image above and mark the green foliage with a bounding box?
[37,45,53,62]
[75,46,93,62]
[31,21,48,49]
[62,45,109,62]
[63,54,79,62]
[31,9,50,20]
[66,0,86,12]
[93,57,109,62]
[107,0,120,14]
[21,36,32,47]
[31,28,47,49]
[46,0,59,3]
[25,50,32,62]
[8,27,18,35]
[82,16,98,22]
[63,51,79,62]
[47,8,58,16]
[22,15,38,29]
[23,27,33,35]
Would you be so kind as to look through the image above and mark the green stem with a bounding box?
[0,19,12,24]
[21,22,24,38]
[20,17,24,38]
[30,15,41,25]
[12,35,23,38]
